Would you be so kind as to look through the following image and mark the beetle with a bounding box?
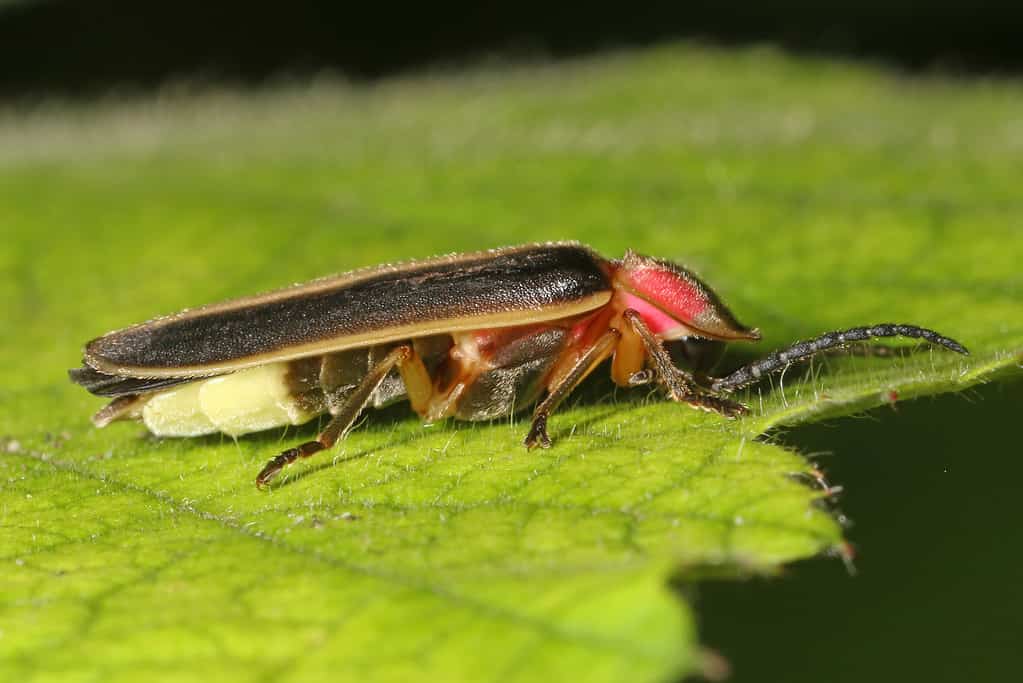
[69,242,968,487]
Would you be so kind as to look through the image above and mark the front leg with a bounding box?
[622,309,748,418]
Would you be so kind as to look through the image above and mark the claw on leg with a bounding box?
[627,369,656,386]
[255,440,326,488]
[683,393,749,418]
[524,414,552,449]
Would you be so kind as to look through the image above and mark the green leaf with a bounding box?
[1,44,1020,682]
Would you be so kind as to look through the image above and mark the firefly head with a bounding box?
[613,250,760,344]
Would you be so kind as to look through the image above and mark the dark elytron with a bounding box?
[83,244,611,373]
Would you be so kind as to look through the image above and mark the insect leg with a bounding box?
[91,394,148,427]
[622,309,748,417]
[709,323,969,393]
[255,344,430,487]
[524,329,621,449]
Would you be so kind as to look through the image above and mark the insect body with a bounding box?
[69,242,968,486]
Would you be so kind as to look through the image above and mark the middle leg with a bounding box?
[524,328,621,449]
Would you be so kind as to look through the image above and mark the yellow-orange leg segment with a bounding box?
[622,310,747,417]
[256,344,433,487]
[610,311,646,386]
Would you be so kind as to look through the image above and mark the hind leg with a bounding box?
[255,344,432,487]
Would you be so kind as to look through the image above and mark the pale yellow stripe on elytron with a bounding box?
[93,291,612,379]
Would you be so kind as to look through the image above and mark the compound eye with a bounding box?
[666,338,726,373]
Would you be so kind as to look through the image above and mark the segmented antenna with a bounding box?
[710,323,968,393]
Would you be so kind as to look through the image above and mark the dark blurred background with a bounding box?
[2,0,1023,99]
